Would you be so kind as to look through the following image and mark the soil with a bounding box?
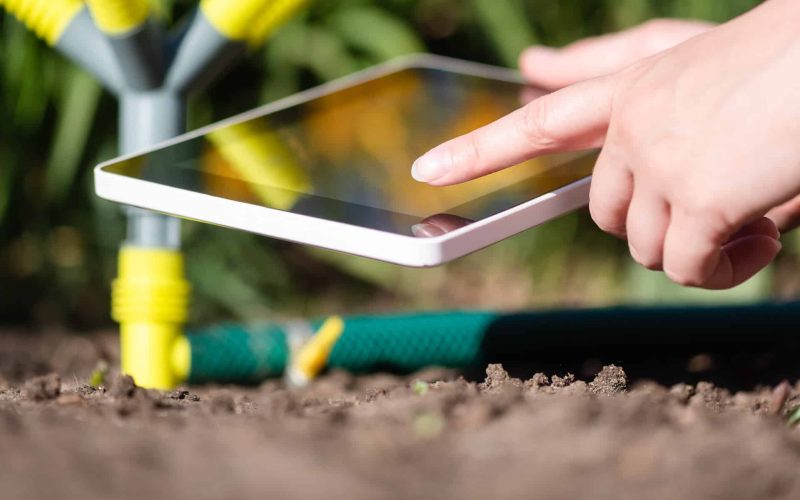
[3,329,800,500]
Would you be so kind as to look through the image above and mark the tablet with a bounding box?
[94,54,595,267]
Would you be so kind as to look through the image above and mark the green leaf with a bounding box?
[788,407,800,426]
[44,68,101,202]
[327,5,425,62]
[469,0,537,67]
[413,380,429,395]
[0,148,12,223]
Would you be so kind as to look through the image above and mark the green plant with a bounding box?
[413,380,430,395]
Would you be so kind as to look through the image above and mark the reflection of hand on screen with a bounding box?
[411,213,474,238]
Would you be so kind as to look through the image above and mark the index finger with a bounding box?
[411,75,616,186]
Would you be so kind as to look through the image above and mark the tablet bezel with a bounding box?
[94,54,592,267]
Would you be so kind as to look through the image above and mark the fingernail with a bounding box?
[411,149,451,183]
[411,223,444,238]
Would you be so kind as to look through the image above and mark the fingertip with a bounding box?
[520,46,560,67]
[520,46,564,87]
[411,150,450,184]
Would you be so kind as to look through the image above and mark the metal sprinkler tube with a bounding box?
[1,0,308,389]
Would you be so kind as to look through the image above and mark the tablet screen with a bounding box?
[102,64,594,236]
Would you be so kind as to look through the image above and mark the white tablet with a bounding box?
[95,54,594,267]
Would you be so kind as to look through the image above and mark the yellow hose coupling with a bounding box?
[1,0,83,45]
[85,0,150,36]
[287,315,344,387]
[112,246,191,389]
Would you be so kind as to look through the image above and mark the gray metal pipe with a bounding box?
[102,21,165,90]
[120,90,186,249]
[56,8,124,95]
[164,11,246,95]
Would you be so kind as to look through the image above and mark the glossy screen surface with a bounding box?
[102,65,595,235]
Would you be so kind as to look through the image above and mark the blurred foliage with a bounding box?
[2,0,796,329]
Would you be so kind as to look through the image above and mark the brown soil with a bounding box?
[3,330,800,500]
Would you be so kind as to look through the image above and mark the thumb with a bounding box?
[412,75,616,186]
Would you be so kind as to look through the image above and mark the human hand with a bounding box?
[518,16,800,232]
[412,0,800,289]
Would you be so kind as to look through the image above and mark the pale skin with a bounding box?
[412,0,800,290]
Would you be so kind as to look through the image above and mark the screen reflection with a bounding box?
[104,67,595,236]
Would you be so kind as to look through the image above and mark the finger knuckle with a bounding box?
[520,99,558,150]
[460,134,484,175]
[680,196,736,237]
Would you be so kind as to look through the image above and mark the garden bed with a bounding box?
[1,329,800,500]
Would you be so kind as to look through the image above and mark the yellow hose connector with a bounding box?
[86,0,150,36]
[1,0,83,45]
[200,0,273,41]
[112,246,191,389]
[287,315,344,386]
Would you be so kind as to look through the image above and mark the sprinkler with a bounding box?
[1,0,309,389]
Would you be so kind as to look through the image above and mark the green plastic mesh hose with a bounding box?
[186,303,800,384]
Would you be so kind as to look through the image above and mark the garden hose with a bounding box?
[183,302,800,385]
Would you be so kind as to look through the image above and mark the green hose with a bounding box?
[186,302,800,384]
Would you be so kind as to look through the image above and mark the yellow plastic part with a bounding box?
[112,246,191,389]
[206,120,309,210]
[85,0,150,36]
[1,0,83,45]
[291,316,345,383]
[248,0,310,47]
[200,0,272,41]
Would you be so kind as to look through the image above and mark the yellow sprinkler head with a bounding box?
[248,0,311,48]
[200,0,274,41]
[85,0,151,36]
[1,0,83,45]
